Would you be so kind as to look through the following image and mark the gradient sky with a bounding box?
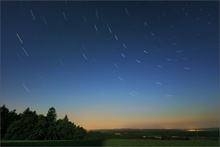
[1,1,219,130]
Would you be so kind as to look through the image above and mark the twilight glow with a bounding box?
[1,1,219,130]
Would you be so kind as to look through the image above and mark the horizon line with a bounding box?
[89,127,220,131]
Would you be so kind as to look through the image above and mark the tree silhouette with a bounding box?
[1,105,87,140]
[5,107,38,139]
[46,107,58,140]
[32,114,47,140]
[57,115,76,140]
[0,105,19,138]
[74,126,87,140]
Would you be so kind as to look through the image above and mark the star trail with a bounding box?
[1,1,219,130]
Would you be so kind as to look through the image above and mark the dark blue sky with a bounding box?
[1,1,219,129]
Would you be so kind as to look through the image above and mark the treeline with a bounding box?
[0,105,87,140]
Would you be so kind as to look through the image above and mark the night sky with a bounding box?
[1,1,219,130]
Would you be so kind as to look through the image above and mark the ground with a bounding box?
[1,139,219,146]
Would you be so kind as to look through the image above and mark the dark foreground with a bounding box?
[1,140,102,146]
[1,139,219,146]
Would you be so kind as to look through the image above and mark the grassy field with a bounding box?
[1,139,219,146]
[104,139,219,146]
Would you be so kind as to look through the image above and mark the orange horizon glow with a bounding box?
[69,114,219,130]
[5,103,219,131]
[65,105,219,130]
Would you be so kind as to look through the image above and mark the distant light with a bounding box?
[187,129,203,132]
